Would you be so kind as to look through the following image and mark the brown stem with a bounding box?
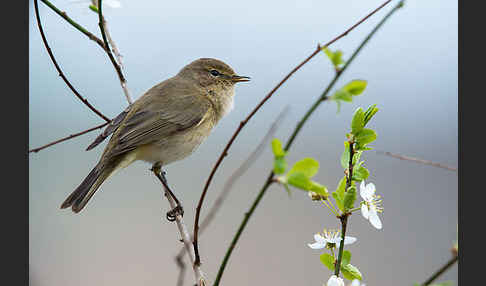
[33,0,111,123]
[375,150,457,172]
[192,0,393,266]
[421,254,458,286]
[29,122,109,153]
[97,0,132,105]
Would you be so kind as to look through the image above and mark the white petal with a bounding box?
[327,275,344,286]
[362,182,375,200]
[361,204,369,219]
[344,236,357,245]
[369,211,382,229]
[360,181,367,199]
[351,280,360,286]
[308,241,326,249]
[315,233,327,243]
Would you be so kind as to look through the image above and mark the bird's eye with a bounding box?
[210,70,220,77]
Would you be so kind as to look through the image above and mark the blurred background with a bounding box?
[29,0,457,285]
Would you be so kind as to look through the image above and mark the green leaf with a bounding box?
[341,142,350,169]
[322,47,345,68]
[288,158,319,178]
[341,250,351,266]
[89,5,99,13]
[320,253,335,271]
[333,89,353,102]
[343,80,367,96]
[309,181,329,198]
[271,138,285,157]
[287,172,312,191]
[332,177,347,211]
[273,157,287,175]
[363,104,379,126]
[341,264,362,281]
[352,163,369,182]
[354,128,377,146]
[351,108,365,135]
[343,186,357,210]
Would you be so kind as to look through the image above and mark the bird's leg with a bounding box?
[151,162,184,221]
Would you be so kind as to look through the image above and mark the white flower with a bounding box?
[327,275,345,286]
[360,181,383,229]
[350,279,366,286]
[308,229,357,250]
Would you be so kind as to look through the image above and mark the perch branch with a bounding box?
[375,150,457,172]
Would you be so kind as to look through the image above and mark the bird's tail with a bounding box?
[60,161,115,213]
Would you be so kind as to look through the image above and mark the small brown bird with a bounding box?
[61,58,249,214]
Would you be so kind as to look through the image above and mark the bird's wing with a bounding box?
[103,82,213,159]
[85,107,130,151]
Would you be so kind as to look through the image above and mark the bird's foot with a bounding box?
[166,205,184,222]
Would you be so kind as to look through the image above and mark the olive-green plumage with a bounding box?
[61,58,249,213]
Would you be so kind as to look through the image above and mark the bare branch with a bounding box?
[375,150,457,172]
[29,122,109,153]
[34,0,111,123]
[97,0,133,105]
[193,0,393,267]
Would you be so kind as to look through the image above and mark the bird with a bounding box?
[60,58,249,214]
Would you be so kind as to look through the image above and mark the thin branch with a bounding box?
[34,0,111,123]
[40,0,106,48]
[194,0,393,268]
[375,150,457,172]
[421,254,458,286]
[40,0,133,105]
[212,2,403,285]
[152,171,206,286]
[97,0,133,105]
[334,140,354,276]
[29,122,109,153]
[174,107,288,286]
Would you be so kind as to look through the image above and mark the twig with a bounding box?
[212,2,403,285]
[152,171,206,286]
[193,0,394,268]
[334,140,354,276]
[97,0,133,105]
[40,0,133,105]
[29,122,109,153]
[421,254,458,286]
[174,107,288,286]
[375,150,457,172]
[40,0,106,49]
[34,0,111,123]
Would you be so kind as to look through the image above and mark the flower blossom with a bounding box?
[308,229,357,250]
[360,181,383,229]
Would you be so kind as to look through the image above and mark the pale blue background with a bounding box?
[29,0,457,285]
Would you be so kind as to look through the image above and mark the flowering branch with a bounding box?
[33,0,111,123]
[194,0,394,269]
[334,139,355,276]
[212,2,402,284]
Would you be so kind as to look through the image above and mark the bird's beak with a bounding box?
[231,75,251,83]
